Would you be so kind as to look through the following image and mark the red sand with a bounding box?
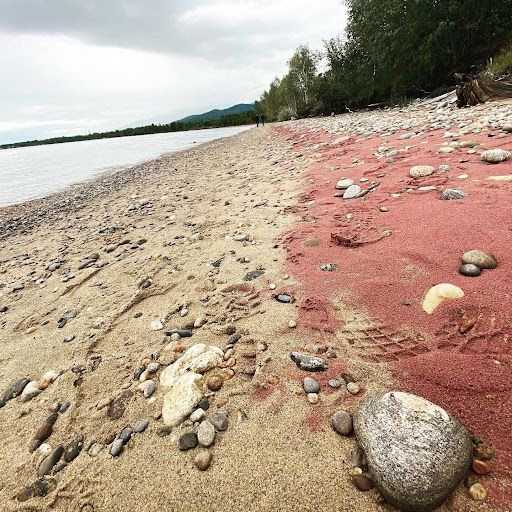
[276,123,512,508]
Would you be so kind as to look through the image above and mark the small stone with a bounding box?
[276,294,292,303]
[409,165,435,178]
[60,401,71,413]
[110,439,124,456]
[178,432,198,450]
[290,352,327,372]
[147,362,159,373]
[441,189,466,200]
[320,263,337,272]
[459,264,481,277]
[228,333,241,344]
[190,408,206,422]
[207,376,223,392]
[331,410,353,435]
[20,381,42,402]
[307,393,319,404]
[343,184,362,199]
[52,462,67,475]
[481,149,511,163]
[194,449,212,470]
[468,483,487,501]
[38,445,64,476]
[197,420,216,447]
[288,320,297,329]
[335,178,354,190]
[150,320,163,331]
[347,382,360,395]
[197,398,210,411]
[461,250,498,269]
[142,380,156,398]
[17,478,57,502]
[156,425,172,437]
[328,379,341,389]
[473,443,496,461]
[303,377,320,394]
[472,459,492,475]
[119,426,133,444]
[88,443,103,457]
[211,410,229,431]
[243,270,264,281]
[379,206,389,212]
[0,306,8,313]
[133,419,149,433]
[438,146,455,154]
[352,474,374,492]
[63,437,83,462]
[438,165,451,173]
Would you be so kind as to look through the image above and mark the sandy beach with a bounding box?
[1,100,511,512]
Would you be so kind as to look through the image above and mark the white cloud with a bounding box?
[0,0,347,143]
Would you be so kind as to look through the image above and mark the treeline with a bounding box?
[257,0,512,120]
[1,111,255,149]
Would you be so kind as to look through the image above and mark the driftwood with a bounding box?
[455,73,512,108]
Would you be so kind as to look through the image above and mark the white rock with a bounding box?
[20,381,41,402]
[343,185,362,199]
[190,408,206,422]
[481,149,511,163]
[150,320,163,331]
[197,420,216,447]
[335,178,354,190]
[409,165,435,178]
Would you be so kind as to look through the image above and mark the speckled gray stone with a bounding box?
[353,392,472,512]
[303,377,320,394]
[290,352,327,372]
[459,264,481,277]
[440,189,466,201]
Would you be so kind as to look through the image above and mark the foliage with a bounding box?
[487,41,512,77]
[1,111,256,150]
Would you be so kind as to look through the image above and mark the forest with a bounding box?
[0,111,255,149]
[257,0,512,121]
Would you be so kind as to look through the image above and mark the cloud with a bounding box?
[0,1,347,143]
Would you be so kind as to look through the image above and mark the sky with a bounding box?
[0,1,347,144]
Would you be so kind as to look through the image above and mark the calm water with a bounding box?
[0,125,251,207]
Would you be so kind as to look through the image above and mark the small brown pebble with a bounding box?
[473,443,496,461]
[352,474,373,492]
[472,459,492,475]
[223,349,234,360]
[207,376,223,392]
[156,425,172,437]
[194,450,212,471]
[468,483,487,501]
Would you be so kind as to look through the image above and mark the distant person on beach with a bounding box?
[261,114,265,126]
[256,114,260,127]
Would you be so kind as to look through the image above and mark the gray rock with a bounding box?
[276,294,292,303]
[143,380,156,398]
[481,148,511,163]
[354,392,472,512]
[119,426,133,444]
[303,377,320,394]
[331,410,353,435]
[290,352,327,372]
[243,270,264,281]
[328,379,341,389]
[178,432,198,450]
[38,445,64,477]
[197,420,216,447]
[459,264,481,277]
[88,443,103,457]
[63,437,83,462]
[211,411,229,431]
[133,419,149,433]
[409,165,435,178]
[0,377,30,407]
[440,189,466,200]
[343,185,362,199]
[110,439,124,457]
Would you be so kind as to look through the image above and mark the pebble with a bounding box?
[197,420,216,447]
[379,206,389,212]
[335,178,354,190]
[461,249,498,269]
[0,306,8,313]
[290,352,327,372]
[328,379,341,388]
[352,474,374,492]
[207,376,223,392]
[147,362,159,373]
[194,449,213,470]
[133,419,150,433]
[303,377,320,394]
[60,401,71,413]
[288,320,297,328]
[347,382,360,395]
[119,426,133,444]
[88,443,103,457]
[142,380,156,398]
[20,381,42,402]
[63,437,83,462]
[459,264,481,277]
[178,432,198,450]
[320,263,337,271]
[190,408,206,422]
[481,148,511,163]
[110,439,124,457]
[438,164,451,173]
[343,184,362,199]
[156,425,172,437]
[473,443,496,461]
[38,445,64,476]
[211,410,229,431]
[17,478,57,502]
[276,294,292,303]
[0,377,30,407]
[440,189,466,200]
[468,483,487,501]
[197,398,210,411]
[307,393,319,404]
[244,270,264,281]
[228,333,241,344]
[331,410,353,435]
[150,320,163,331]
[409,165,434,178]
[472,459,492,475]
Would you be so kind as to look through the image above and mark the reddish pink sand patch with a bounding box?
[276,123,512,507]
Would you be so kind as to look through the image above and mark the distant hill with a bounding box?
[178,103,255,123]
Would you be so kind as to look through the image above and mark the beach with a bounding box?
[0,99,511,512]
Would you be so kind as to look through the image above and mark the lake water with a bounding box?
[0,125,252,207]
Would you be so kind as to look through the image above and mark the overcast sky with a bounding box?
[0,1,347,144]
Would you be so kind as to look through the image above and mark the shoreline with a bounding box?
[0,101,511,511]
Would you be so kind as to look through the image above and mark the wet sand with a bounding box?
[0,100,511,511]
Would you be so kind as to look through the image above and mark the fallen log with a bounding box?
[455,73,512,108]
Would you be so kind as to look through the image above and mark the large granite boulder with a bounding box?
[353,392,472,512]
